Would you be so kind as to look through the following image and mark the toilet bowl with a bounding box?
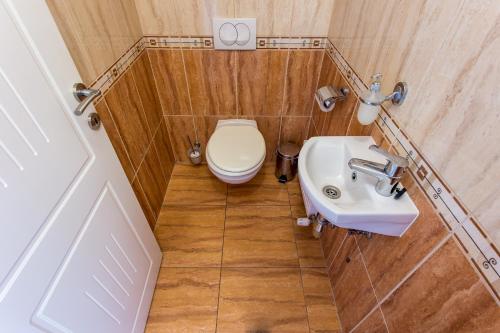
[206,119,266,184]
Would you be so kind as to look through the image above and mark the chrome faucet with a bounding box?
[348,145,409,197]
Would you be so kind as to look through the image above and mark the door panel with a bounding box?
[0,1,161,332]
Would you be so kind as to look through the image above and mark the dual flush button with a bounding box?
[213,18,256,50]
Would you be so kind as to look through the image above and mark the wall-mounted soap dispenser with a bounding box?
[357,74,408,125]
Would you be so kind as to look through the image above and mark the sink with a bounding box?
[298,136,419,237]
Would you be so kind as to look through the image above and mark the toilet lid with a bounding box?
[207,125,266,173]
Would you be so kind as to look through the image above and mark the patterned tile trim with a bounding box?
[144,35,327,49]
[325,39,500,301]
[90,37,147,101]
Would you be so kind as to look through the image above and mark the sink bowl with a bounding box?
[298,136,419,237]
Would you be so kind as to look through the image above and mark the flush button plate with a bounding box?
[213,18,256,50]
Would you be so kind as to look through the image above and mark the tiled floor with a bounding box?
[145,164,340,333]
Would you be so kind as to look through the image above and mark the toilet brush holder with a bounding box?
[188,142,202,165]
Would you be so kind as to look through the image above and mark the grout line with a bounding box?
[179,46,198,144]
[326,231,348,273]
[214,183,228,332]
[353,236,391,332]
[129,56,155,139]
[131,121,162,182]
[306,50,326,138]
[278,49,291,146]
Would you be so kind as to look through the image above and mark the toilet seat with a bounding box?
[206,119,266,184]
[207,123,266,173]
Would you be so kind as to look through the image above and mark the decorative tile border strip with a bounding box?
[325,39,499,301]
[90,37,147,101]
[143,35,327,49]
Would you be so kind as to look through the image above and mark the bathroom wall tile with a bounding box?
[301,268,334,305]
[234,0,294,36]
[47,0,142,84]
[131,178,156,229]
[135,143,167,221]
[94,100,135,183]
[134,0,180,36]
[217,268,309,332]
[307,304,341,333]
[183,50,237,116]
[321,226,348,267]
[153,120,175,184]
[345,102,372,136]
[164,115,197,163]
[280,117,310,146]
[253,116,281,162]
[351,308,388,333]
[149,49,191,115]
[328,234,357,288]
[356,172,449,299]
[130,52,162,132]
[164,164,227,206]
[227,165,289,206]
[370,123,391,150]
[307,120,319,139]
[331,237,378,332]
[222,206,298,267]
[237,50,288,116]
[289,0,335,37]
[283,50,324,116]
[380,239,500,332]
[321,66,358,136]
[145,268,220,332]
[312,53,338,133]
[193,116,231,161]
[104,71,151,169]
[155,206,225,267]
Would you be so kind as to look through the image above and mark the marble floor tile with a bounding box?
[222,206,299,267]
[145,268,220,333]
[164,164,227,206]
[217,268,309,332]
[155,206,225,267]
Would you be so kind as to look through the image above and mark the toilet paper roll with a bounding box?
[315,86,336,112]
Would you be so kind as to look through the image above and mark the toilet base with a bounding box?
[207,162,263,184]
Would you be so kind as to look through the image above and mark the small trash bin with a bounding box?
[275,142,300,183]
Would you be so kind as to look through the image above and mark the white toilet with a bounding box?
[206,119,266,184]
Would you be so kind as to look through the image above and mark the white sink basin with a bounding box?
[298,136,419,236]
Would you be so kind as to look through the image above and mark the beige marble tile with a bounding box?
[234,0,294,36]
[290,0,335,37]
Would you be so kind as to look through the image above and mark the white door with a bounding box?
[0,1,161,332]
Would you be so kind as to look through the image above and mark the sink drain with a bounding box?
[323,185,341,199]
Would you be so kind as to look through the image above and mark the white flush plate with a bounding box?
[213,18,256,50]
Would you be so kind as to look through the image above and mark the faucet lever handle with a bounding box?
[369,145,409,168]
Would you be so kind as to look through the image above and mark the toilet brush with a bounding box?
[187,136,201,165]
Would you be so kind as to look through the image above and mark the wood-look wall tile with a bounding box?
[145,268,220,333]
[312,54,338,133]
[135,144,167,222]
[290,0,335,37]
[149,49,191,115]
[237,50,288,116]
[104,71,151,169]
[183,50,237,116]
[322,65,358,136]
[193,116,231,161]
[234,0,294,36]
[331,237,378,332]
[283,50,324,116]
[131,52,162,132]
[217,268,309,332]
[351,308,388,333]
[308,120,319,138]
[131,178,156,229]
[164,115,196,163]
[155,206,225,267]
[94,100,135,182]
[356,172,449,299]
[153,120,175,184]
[164,164,227,206]
[370,123,391,150]
[252,116,281,162]
[381,239,500,332]
[222,206,298,267]
[321,226,348,267]
[280,117,310,146]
